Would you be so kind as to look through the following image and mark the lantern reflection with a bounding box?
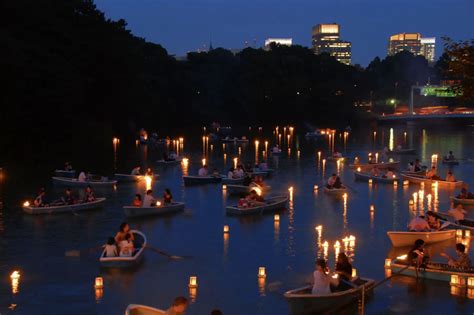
[10,271,20,294]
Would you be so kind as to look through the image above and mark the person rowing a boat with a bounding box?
[131,166,141,176]
[63,188,75,205]
[448,204,466,222]
[119,232,135,257]
[426,212,441,230]
[198,165,208,177]
[78,171,87,182]
[163,188,173,204]
[327,174,337,189]
[115,222,135,243]
[84,185,95,202]
[272,145,281,154]
[409,239,429,268]
[143,190,156,207]
[408,216,430,232]
[132,194,142,207]
[312,259,339,295]
[407,162,415,172]
[426,166,440,180]
[445,171,456,182]
[335,252,353,282]
[65,162,73,171]
[414,159,422,172]
[441,243,471,268]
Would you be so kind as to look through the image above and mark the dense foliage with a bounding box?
[0,0,471,160]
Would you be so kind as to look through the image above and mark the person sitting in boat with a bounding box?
[259,161,268,170]
[426,212,441,230]
[368,153,376,164]
[272,145,281,153]
[448,204,466,222]
[163,188,173,204]
[408,216,430,232]
[145,168,153,176]
[168,151,178,161]
[409,239,429,267]
[446,151,455,161]
[132,194,142,207]
[457,187,474,199]
[119,233,135,257]
[441,243,472,269]
[383,169,395,179]
[334,176,343,189]
[165,296,188,315]
[414,159,422,172]
[312,259,339,295]
[333,150,342,158]
[104,237,118,257]
[34,188,47,207]
[335,252,353,282]
[445,171,456,182]
[234,165,245,178]
[370,167,379,177]
[78,171,87,182]
[143,190,156,207]
[115,222,135,243]
[396,144,402,151]
[244,162,253,173]
[198,165,208,177]
[426,166,440,180]
[84,185,95,202]
[407,162,415,172]
[211,168,220,177]
[65,162,73,171]
[63,188,75,205]
[327,174,337,189]
[131,166,141,176]
[227,167,236,179]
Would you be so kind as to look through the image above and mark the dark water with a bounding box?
[1,125,474,315]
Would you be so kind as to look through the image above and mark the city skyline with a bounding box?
[95,0,473,66]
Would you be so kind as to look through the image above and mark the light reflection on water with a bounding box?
[0,125,474,314]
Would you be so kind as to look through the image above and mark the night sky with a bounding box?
[96,0,474,65]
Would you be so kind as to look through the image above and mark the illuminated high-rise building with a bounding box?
[388,33,436,62]
[312,23,351,65]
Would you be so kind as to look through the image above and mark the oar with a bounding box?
[344,184,358,194]
[65,245,103,257]
[145,246,187,260]
[371,264,411,290]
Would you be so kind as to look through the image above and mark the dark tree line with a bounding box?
[0,0,471,160]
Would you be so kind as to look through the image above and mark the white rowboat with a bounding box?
[23,198,106,215]
[123,202,185,218]
[226,196,288,215]
[400,174,463,189]
[54,169,76,177]
[52,176,117,187]
[125,304,166,315]
[387,230,456,247]
[100,230,146,268]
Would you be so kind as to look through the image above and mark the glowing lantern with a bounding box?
[412,192,418,203]
[351,269,357,278]
[468,277,474,288]
[258,267,266,278]
[156,201,161,207]
[457,230,463,237]
[313,185,319,191]
[397,254,408,260]
[182,158,189,166]
[223,225,229,233]
[403,180,409,186]
[315,225,323,235]
[332,274,339,279]
[450,275,466,287]
[113,137,119,145]
[368,179,373,185]
[466,230,471,238]
[357,167,361,172]
[409,200,414,206]
[370,205,375,212]
[288,186,294,193]
[222,185,227,190]
[145,175,152,190]
[23,201,30,207]
[202,158,206,166]
[10,271,20,281]
[385,258,392,267]
[10,271,20,294]
[233,157,238,169]
[393,180,398,187]
[189,276,198,288]
[253,187,262,196]
[334,241,341,249]
[274,214,280,222]
[94,277,104,289]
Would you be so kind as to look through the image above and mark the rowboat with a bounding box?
[183,175,222,185]
[52,176,117,187]
[326,156,345,162]
[443,159,460,165]
[123,202,185,218]
[236,138,249,143]
[114,174,160,182]
[387,230,456,247]
[284,278,375,315]
[324,187,348,195]
[253,168,275,175]
[156,157,183,165]
[354,171,398,183]
[23,198,106,215]
[400,169,426,176]
[450,196,474,206]
[400,174,463,189]
[433,212,474,231]
[349,161,400,171]
[385,258,474,282]
[54,169,76,178]
[100,230,146,268]
[221,137,237,143]
[226,195,288,215]
[386,148,416,155]
[125,304,166,315]
[222,176,246,185]
[225,184,271,195]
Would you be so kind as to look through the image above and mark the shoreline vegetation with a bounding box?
[1,0,472,162]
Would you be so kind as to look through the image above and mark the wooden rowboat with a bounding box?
[387,230,456,247]
[123,202,185,218]
[222,176,246,185]
[54,169,76,178]
[226,195,288,215]
[386,148,416,155]
[400,174,463,189]
[23,198,106,215]
[443,159,460,165]
[225,184,271,196]
[400,169,426,176]
[349,161,400,171]
[324,187,348,195]
[125,304,166,315]
[385,258,474,282]
[100,230,146,268]
[354,171,398,183]
[183,175,222,185]
[284,278,376,315]
[450,196,474,206]
[114,174,159,182]
[156,157,183,165]
[52,176,117,187]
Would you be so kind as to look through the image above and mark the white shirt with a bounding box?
[227,171,234,178]
[198,167,208,176]
[235,169,245,178]
[78,172,87,182]
[143,194,155,207]
[131,167,140,175]
[272,147,280,153]
[104,244,117,257]
[312,270,331,295]
[119,240,133,257]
